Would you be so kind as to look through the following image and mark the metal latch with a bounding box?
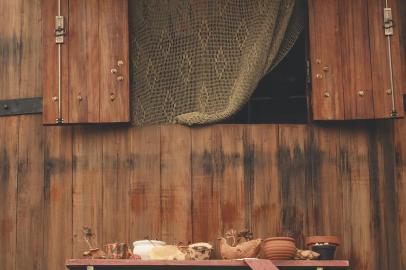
[384,8,394,36]
[55,16,66,43]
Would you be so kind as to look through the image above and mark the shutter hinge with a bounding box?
[384,8,394,36]
[55,16,66,43]
[306,60,311,84]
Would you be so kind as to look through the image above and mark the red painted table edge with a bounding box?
[66,259,349,267]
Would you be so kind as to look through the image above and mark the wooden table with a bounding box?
[66,259,349,270]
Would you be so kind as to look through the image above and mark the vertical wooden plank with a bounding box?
[369,0,404,118]
[368,121,401,270]
[99,0,130,123]
[129,126,161,242]
[42,0,69,124]
[44,126,73,270]
[161,125,192,244]
[16,116,44,270]
[0,118,19,270]
[102,127,130,244]
[308,0,344,120]
[394,0,406,95]
[249,125,281,238]
[278,125,308,246]
[310,125,344,256]
[0,0,22,100]
[219,125,247,232]
[69,0,100,123]
[191,126,222,256]
[339,124,373,270]
[72,127,103,257]
[339,0,374,119]
[395,118,406,269]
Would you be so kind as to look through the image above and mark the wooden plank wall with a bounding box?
[1,1,406,270]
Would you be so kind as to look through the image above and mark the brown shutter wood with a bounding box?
[43,0,129,125]
[309,0,405,120]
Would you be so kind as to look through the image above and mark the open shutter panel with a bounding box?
[309,0,404,120]
[43,0,129,125]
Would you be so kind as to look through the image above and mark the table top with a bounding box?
[66,259,349,269]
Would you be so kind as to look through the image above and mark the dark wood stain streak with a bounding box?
[0,149,10,185]
[243,127,254,231]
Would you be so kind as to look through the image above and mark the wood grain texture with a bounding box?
[219,125,248,232]
[191,126,222,256]
[249,125,281,238]
[310,125,343,245]
[160,125,192,244]
[309,0,404,120]
[339,0,374,119]
[395,118,406,270]
[395,0,406,95]
[129,126,161,241]
[387,0,406,116]
[44,126,73,270]
[102,126,130,244]
[69,0,100,123]
[16,116,44,270]
[308,0,344,120]
[0,118,19,270]
[99,0,130,123]
[42,0,69,124]
[43,0,129,124]
[72,127,103,257]
[368,0,403,118]
[339,124,373,270]
[278,125,309,247]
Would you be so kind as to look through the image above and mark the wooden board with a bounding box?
[42,0,69,124]
[278,125,309,247]
[44,126,73,270]
[43,0,129,124]
[68,0,100,123]
[128,126,161,242]
[160,125,192,244]
[339,0,374,119]
[395,118,406,269]
[0,118,19,270]
[219,125,248,232]
[191,126,222,257]
[249,125,281,238]
[72,127,103,257]
[99,0,130,123]
[102,126,131,244]
[16,116,44,270]
[309,0,404,120]
[308,0,344,120]
[65,259,349,269]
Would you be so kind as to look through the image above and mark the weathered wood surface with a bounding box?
[1,120,406,270]
[42,0,129,124]
[309,0,405,120]
[1,1,406,270]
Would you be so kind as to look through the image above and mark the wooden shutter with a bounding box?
[308,0,405,120]
[43,0,129,125]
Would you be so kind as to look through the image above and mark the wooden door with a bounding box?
[43,0,129,125]
[309,0,405,120]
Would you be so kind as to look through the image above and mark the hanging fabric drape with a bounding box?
[130,0,304,126]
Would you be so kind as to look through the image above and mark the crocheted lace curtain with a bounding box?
[129,0,304,126]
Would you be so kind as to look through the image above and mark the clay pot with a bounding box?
[305,236,340,260]
[262,237,296,260]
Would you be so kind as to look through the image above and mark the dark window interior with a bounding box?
[224,32,309,124]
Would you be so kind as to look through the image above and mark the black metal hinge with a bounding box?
[0,97,42,116]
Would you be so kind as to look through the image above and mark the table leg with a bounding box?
[87,266,94,270]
